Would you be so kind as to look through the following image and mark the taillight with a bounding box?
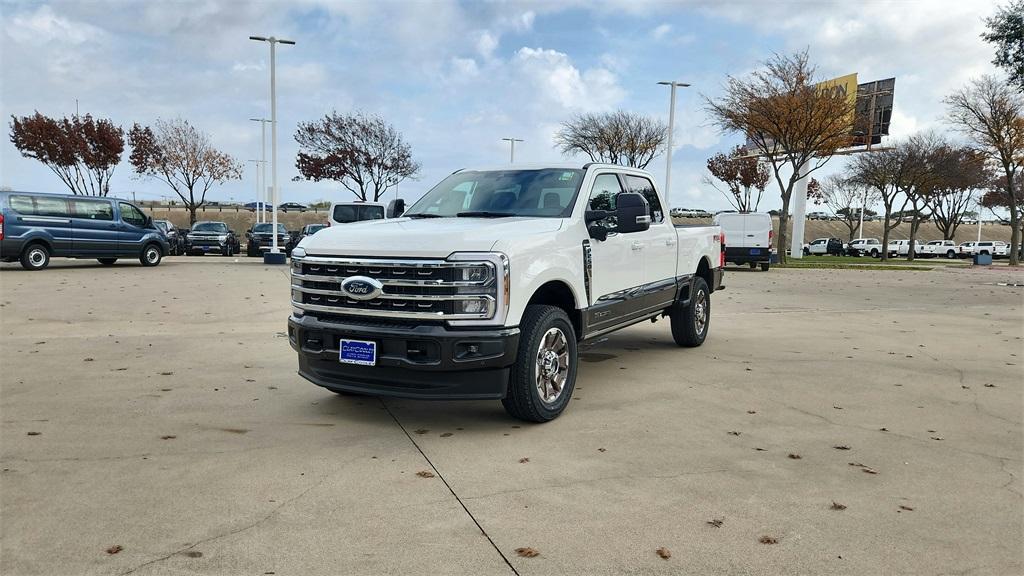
[0,212,4,241]
[720,231,726,268]
[768,229,774,250]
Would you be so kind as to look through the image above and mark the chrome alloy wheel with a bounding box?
[145,246,160,264]
[27,247,47,267]
[535,327,570,404]
[693,289,708,335]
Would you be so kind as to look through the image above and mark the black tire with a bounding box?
[803,247,810,256]
[140,243,162,267]
[870,249,879,258]
[670,276,710,348]
[97,258,118,265]
[19,243,50,271]
[501,305,578,423]
[247,244,258,257]
[221,245,231,257]
[760,262,770,271]
[748,262,757,269]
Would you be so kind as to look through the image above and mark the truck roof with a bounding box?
[454,162,653,174]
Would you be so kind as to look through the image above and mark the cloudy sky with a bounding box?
[0,0,1005,210]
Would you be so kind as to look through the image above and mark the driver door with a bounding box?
[584,173,644,335]
[117,202,150,255]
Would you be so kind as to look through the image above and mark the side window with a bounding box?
[360,206,385,221]
[587,174,622,229]
[119,202,146,227]
[9,195,35,214]
[71,199,113,220]
[32,196,70,217]
[623,175,663,223]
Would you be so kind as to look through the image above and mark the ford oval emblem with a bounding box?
[341,276,383,301]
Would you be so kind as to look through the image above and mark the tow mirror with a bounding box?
[584,210,608,224]
[614,192,651,234]
[387,198,406,218]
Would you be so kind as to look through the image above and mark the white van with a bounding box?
[713,212,773,271]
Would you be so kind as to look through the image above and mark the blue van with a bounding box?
[0,191,169,270]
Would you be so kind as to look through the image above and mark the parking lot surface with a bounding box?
[1,258,1022,575]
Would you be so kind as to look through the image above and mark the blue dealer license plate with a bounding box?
[749,248,761,255]
[339,339,377,366]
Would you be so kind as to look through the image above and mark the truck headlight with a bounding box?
[455,265,490,283]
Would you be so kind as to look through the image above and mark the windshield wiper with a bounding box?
[405,213,444,219]
[456,211,516,218]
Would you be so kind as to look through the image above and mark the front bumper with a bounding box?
[288,315,519,400]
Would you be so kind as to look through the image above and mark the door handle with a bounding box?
[631,241,643,251]
[665,239,676,247]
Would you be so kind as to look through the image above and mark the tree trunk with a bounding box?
[907,218,920,261]
[777,198,791,265]
[1009,201,1020,266]
[880,214,892,262]
[188,206,198,226]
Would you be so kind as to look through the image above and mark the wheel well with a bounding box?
[143,241,163,255]
[22,239,51,254]
[527,281,581,339]
[696,257,714,293]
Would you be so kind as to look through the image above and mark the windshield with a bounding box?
[404,169,585,218]
[253,223,286,234]
[305,224,326,233]
[154,221,169,232]
[193,222,228,233]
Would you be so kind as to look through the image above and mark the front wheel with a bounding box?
[870,249,879,258]
[140,243,162,267]
[502,305,578,423]
[748,262,757,269]
[670,276,710,347]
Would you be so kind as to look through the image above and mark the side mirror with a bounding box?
[387,198,406,218]
[229,230,237,235]
[146,216,154,227]
[614,192,651,234]
[587,224,609,241]
[584,210,609,224]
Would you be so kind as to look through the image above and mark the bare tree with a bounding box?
[819,175,879,242]
[554,110,668,169]
[294,111,420,202]
[705,51,855,263]
[9,112,124,196]
[704,145,770,212]
[945,75,1024,265]
[931,145,989,240]
[848,144,915,260]
[128,118,242,225]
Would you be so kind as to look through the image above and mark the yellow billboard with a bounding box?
[815,73,858,108]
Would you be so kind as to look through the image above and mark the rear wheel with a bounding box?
[140,243,162,267]
[870,248,879,258]
[760,262,770,271]
[97,258,118,265]
[502,305,577,423]
[20,243,50,271]
[670,276,710,347]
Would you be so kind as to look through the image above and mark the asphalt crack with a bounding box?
[380,399,520,576]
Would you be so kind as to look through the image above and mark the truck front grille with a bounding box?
[291,256,496,321]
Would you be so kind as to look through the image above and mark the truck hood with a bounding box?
[299,217,563,258]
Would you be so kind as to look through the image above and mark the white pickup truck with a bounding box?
[918,240,959,259]
[288,164,724,421]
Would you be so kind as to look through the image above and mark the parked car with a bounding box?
[847,238,883,257]
[974,241,1009,257]
[958,241,978,257]
[186,221,239,256]
[244,202,273,212]
[804,237,844,256]
[919,240,959,259]
[294,223,327,245]
[0,191,168,270]
[713,212,773,271]
[279,202,307,213]
[153,219,185,255]
[887,239,926,258]
[289,164,725,422]
[245,222,294,257]
[806,211,830,220]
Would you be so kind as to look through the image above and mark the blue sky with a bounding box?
[0,0,1004,211]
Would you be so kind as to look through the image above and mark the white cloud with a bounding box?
[476,31,499,59]
[4,5,105,45]
[449,57,480,80]
[651,23,672,40]
[513,47,624,112]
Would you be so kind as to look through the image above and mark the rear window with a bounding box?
[333,205,385,223]
[9,194,70,217]
[71,199,114,220]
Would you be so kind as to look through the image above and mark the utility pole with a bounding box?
[250,35,295,263]
[657,81,690,208]
[501,138,523,163]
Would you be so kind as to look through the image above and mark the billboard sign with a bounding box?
[853,77,896,147]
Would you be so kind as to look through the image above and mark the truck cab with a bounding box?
[289,164,723,422]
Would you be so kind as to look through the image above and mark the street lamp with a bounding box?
[501,137,523,164]
[657,81,690,208]
[247,159,264,221]
[249,35,295,263]
[249,118,271,224]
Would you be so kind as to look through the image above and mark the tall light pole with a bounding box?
[657,81,690,209]
[250,35,295,263]
[247,159,262,221]
[249,118,271,224]
[501,137,523,164]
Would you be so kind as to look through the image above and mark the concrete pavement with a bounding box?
[1,257,1021,575]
